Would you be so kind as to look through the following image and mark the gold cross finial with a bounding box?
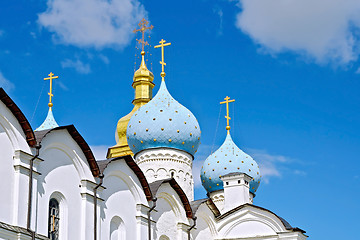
[133,18,153,53]
[44,72,59,108]
[154,39,171,79]
[220,96,235,133]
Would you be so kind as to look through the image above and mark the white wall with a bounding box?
[100,159,149,240]
[217,205,292,239]
[191,203,217,240]
[0,122,16,225]
[152,183,190,240]
[35,130,95,240]
[0,101,32,226]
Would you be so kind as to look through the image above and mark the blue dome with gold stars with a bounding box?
[127,80,201,156]
[200,133,261,193]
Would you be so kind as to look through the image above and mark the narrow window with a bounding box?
[48,198,60,240]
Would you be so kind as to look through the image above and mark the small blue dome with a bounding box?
[200,133,261,194]
[127,80,201,156]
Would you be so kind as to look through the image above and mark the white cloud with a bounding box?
[294,170,307,176]
[0,71,15,92]
[90,145,109,160]
[234,0,360,64]
[56,81,68,91]
[99,54,110,64]
[30,31,37,39]
[61,59,91,74]
[38,0,147,49]
[246,148,294,183]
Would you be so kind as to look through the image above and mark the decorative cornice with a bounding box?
[13,150,43,175]
[136,148,192,167]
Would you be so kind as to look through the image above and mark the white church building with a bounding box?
[0,20,307,240]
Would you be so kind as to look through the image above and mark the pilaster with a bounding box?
[12,150,43,229]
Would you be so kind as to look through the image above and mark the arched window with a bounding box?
[48,198,60,240]
[110,216,126,240]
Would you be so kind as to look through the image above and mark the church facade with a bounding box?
[0,20,307,240]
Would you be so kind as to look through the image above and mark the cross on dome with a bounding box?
[133,18,153,53]
[35,72,60,131]
[44,72,58,108]
[220,96,235,133]
[154,39,171,79]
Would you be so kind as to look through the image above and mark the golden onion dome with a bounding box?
[134,52,154,81]
[107,51,155,158]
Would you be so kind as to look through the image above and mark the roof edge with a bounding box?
[149,178,194,219]
[0,88,36,147]
[216,203,306,234]
[98,155,152,201]
[35,125,100,177]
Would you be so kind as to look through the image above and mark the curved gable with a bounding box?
[35,125,99,177]
[0,88,36,147]
[149,178,193,218]
[98,155,152,201]
[217,203,306,235]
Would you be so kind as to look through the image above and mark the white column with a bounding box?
[136,204,151,240]
[220,172,252,212]
[80,179,104,240]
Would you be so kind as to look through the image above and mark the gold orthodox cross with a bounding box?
[44,72,58,108]
[220,96,235,132]
[133,18,153,52]
[154,39,171,78]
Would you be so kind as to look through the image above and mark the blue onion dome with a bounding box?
[200,133,261,194]
[126,80,201,156]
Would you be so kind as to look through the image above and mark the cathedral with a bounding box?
[0,19,307,240]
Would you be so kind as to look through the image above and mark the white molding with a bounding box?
[13,150,43,175]
[135,148,194,201]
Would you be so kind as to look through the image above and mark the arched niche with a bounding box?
[109,216,126,240]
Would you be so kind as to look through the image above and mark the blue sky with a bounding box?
[1,0,360,239]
